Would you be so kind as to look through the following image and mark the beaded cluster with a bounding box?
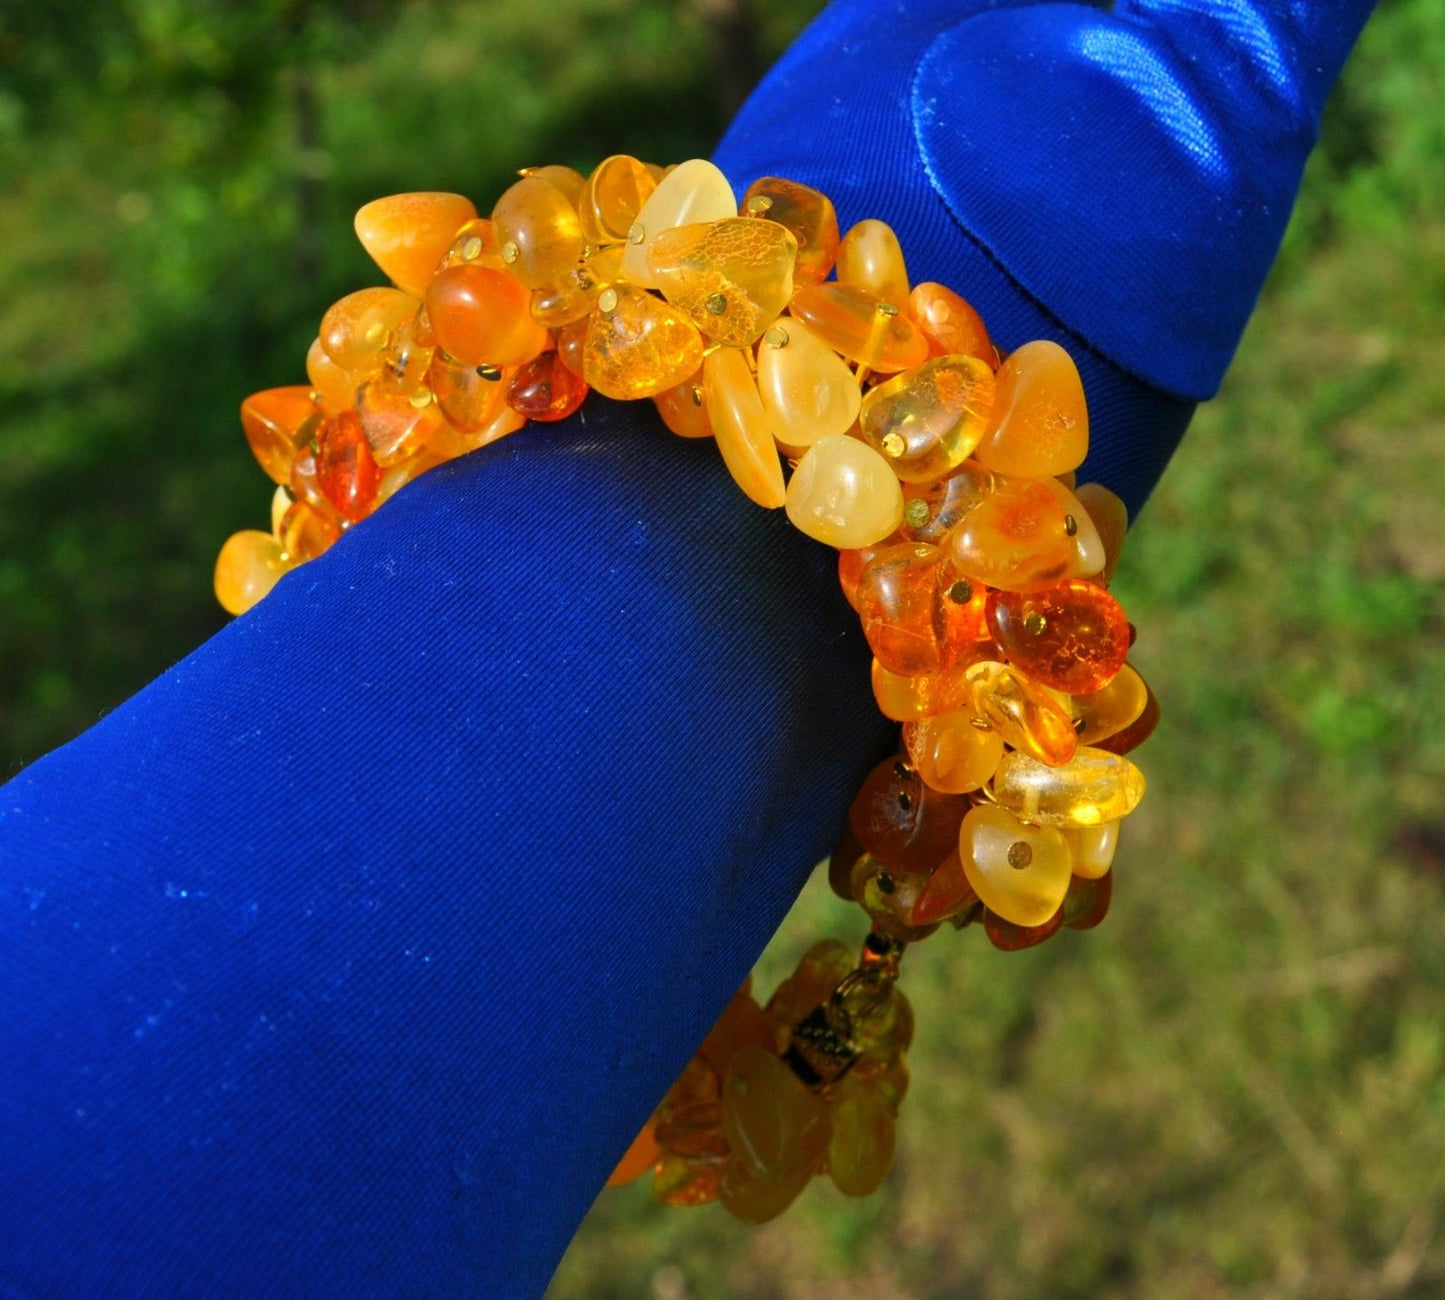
[216,156,1157,1223]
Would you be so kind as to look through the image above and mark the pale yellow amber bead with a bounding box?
[959,804,1074,927]
[785,433,904,547]
[837,218,909,310]
[703,348,785,508]
[1065,822,1120,879]
[214,529,290,615]
[647,218,796,347]
[826,1073,897,1197]
[992,747,1146,827]
[755,316,860,452]
[621,159,736,288]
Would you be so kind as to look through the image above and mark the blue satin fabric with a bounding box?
[0,2,1372,1297]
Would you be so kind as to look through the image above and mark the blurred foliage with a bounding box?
[2,0,1445,1295]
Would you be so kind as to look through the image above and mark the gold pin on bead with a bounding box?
[598,288,619,312]
[689,385,704,407]
[500,241,519,264]
[1064,513,1079,536]
[881,432,906,458]
[1023,611,1047,635]
[461,236,483,261]
[408,388,434,408]
[475,364,502,382]
[627,222,646,245]
[905,498,930,527]
[745,195,773,214]
[947,579,973,604]
[1007,842,1033,870]
[704,292,728,315]
[876,302,899,317]
[763,325,789,348]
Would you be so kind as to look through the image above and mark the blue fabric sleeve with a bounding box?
[0,1,1373,1296]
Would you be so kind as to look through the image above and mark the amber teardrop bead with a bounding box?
[704,347,785,508]
[240,386,321,486]
[1061,870,1113,929]
[586,285,705,400]
[902,710,1005,794]
[789,282,929,373]
[786,434,903,546]
[621,159,736,288]
[648,218,796,347]
[354,192,477,298]
[854,542,986,674]
[315,410,382,523]
[987,579,1131,694]
[755,316,859,452]
[425,265,548,369]
[838,543,887,611]
[909,282,993,362]
[741,176,840,286]
[276,499,341,563]
[319,287,416,372]
[435,217,506,274]
[491,175,584,289]
[426,351,508,432]
[959,804,1074,928]
[910,850,981,926]
[506,350,589,422]
[973,340,1089,477]
[578,154,657,245]
[519,164,585,205]
[859,354,995,482]
[966,660,1078,767]
[529,246,622,328]
[215,529,291,615]
[984,906,1065,952]
[555,317,589,379]
[992,747,1146,827]
[837,219,909,310]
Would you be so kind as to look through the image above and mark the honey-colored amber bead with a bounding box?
[741,177,839,286]
[621,159,736,288]
[519,163,586,206]
[909,282,993,362]
[1074,481,1129,585]
[425,265,548,369]
[827,1073,896,1197]
[315,409,381,522]
[896,464,994,545]
[785,434,903,546]
[353,192,478,297]
[648,218,796,347]
[855,542,985,674]
[910,850,981,926]
[789,282,929,373]
[578,154,658,245]
[653,1151,726,1207]
[586,284,705,400]
[973,340,1089,477]
[984,906,1064,952]
[305,338,360,413]
[376,311,434,397]
[355,378,445,467]
[240,386,320,486]
[838,543,888,611]
[435,217,505,274]
[319,287,417,372]
[902,710,1005,794]
[966,660,1078,767]
[871,657,979,722]
[704,347,785,508]
[1073,664,1148,747]
[859,355,995,483]
[722,1044,830,1183]
[992,747,1146,827]
[491,176,584,289]
[959,804,1074,928]
[529,246,622,328]
[1061,870,1113,929]
[214,529,291,615]
[555,317,588,378]
[425,351,508,432]
[1065,821,1119,880]
[277,498,341,563]
[948,475,1076,591]
[755,316,859,452]
[837,219,909,310]
[1093,679,1161,755]
[718,1156,813,1224]
[652,371,712,439]
[987,579,1130,694]
[506,350,588,422]
[849,756,969,873]
[606,1119,661,1188]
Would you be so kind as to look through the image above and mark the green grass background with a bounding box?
[2,1,1444,1295]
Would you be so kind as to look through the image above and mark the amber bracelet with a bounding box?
[216,155,1156,1223]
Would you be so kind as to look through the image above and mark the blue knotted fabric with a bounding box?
[0,1,1374,1296]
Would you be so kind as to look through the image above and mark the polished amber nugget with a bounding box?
[909,282,993,362]
[755,316,859,452]
[827,1073,897,1197]
[353,192,477,297]
[240,387,320,486]
[966,660,1077,766]
[785,434,903,546]
[959,804,1074,928]
[425,266,548,368]
[859,355,995,482]
[902,710,1005,794]
[215,530,291,616]
[992,747,1146,827]
[837,218,909,310]
[987,578,1131,694]
[506,351,589,422]
[578,154,657,244]
[974,340,1090,477]
[704,347,785,508]
[315,410,381,523]
[621,159,736,288]
[586,285,705,401]
[741,176,839,286]
[649,218,797,348]
[854,542,985,674]
[789,282,929,372]
[490,175,585,289]
[319,287,416,372]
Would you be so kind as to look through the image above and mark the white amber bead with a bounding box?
[785,433,904,548]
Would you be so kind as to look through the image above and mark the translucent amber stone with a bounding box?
[586,284,705,401]
[855,542,986,674]
[491,176,584,289]
[1054,479,1108,577]
[785,434,903,546]
[966,660,1078,766]
[837,219,909,310]
[1062,870,1113,929]
[214,529,290,615]
[1075,481,1129,585]
[426,351,508,432]
[910,850,981,926]
[355,379,444,467]
[827,1073,897,1197]
[529,246,622,327]
[306,338,360,413]
[648,218,796,347]
[992,747,1146,827]
[652,371,712,439]
[424,266,548,368]
[288,443,326,511]
[315,409,381,523]
[653,1152,726,1207]
[621,159,736,288]
[947,475,1076,591]
[703,348,785,508]
[902,711,1005,794]
[789,283,929,372]
[578,154,657,245]
[718,1156,813,1224]
[319,287,417,372]
[1093,680,1160,755]
[722,1044,830,1183]
[506,350,588,422]
[1073,664,1148,746]
[755,316,859,452]
[606,1120,661,1188]
[555,317,588,378]
[959,804,1074,928]
[353,192,478,298]
[277,499,341,563]
[987,579,1130,694]
[848,756,969,873]
[871,658,978,722]
[377,311,434,398]
[842,980,913,1056]
[741,177,839,286]
[656,1102,729,1159]
[435,217,505,274]
[838,543,887,611]
[859,355,995,483]
[973,340,1089,477]
[465,403,527,451]
[240,386,320,486]
[1065,821,1119,880]
[984,906,1064,952]
[909,282,993,362]
[519,163,586,206]
[896,463,994,545]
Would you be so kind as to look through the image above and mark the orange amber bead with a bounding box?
[984,906,1065,952]
[987,579,1130,694]
[973,340,1089,478]
[855,542,986,674]
[858,355,995,482]
[376,310,434,398]
[767,939,854,1036]
[585,285,705,401]
[785,434,904,547]
[425,266,547,369]
[648,218,796,347]
[506,350,589,422]
[991,747,1146,828]
[491,175,584,289]
[910,850,981,926]
[966,660,1078,767]
[555,317,588,378]
[789,282,929,372]
[902,710,1005,794]
[353,192,478,298]
[355,379,444,467]
[529,246,622,328]
[948,475,1076,591]
[909,282,993,362]
[896,463,994,544]
[306,338,360,413]
[319,287,416,372]
[426,352,508,432]
[1065,821,1120,880]
[652,371,712,438]
[838,543,887,610]
[1061,870,1113,930]
[607,1120,661,1188]
[741,176,839,286]
[578,154,657,244]
[240,386,320,486]
[837,218,909,310]
[315,410,381,523]
[755,315,859,452]
[1074,481,1129,585]
[520,164,586,204]
[698,986,775,1081]
[215,529,291,616]
[871,657,979,722]
[721,1044,830,1185]
[1072,663,1148,746]
[653,1151,727,1207]
[277,499,341,563]
[703,347,785,508]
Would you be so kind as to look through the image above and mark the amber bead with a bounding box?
[1056,479,1108,577]
[1073,664,1148,747]
[842,980,914,1056]
[718,1157,813,1224]
[653,1152,726,1207]
[910,850,982,926]
[984,906,1064,952]
[766,939,854,1034]
[621,159,736,288]
[1093,680,1161,755]
[277,498,341,563]
[306,338,359,413]
[895,463,994,545]
[607,1120,661,1187]
[319,287,416,372]
[849,854,940,942]
[786,434,904,546]
[215,529,290,615]
[871,657,978,722]
[859,355,995,482]
[827,1073,897,1197]
[1075,481,1129,585]
[722,1044,830,1182]
[578,154,657,245]
[838,543,887,611]
[240,386,320,486]
[704,347,785,508]
[491,175,584,288]
[288,442,326,512]
[855,542,985,674]
[355,378,444,467]
[1061,870,1113,930]
[959,804,1074,928]
[848,756,969,873]
[755,316,859,452]
[657,1101,730,1160]
[987,579,1130,694]
[948,475,1077,591]
[376,311,434,398]
[648,218,796,347]
[1065,821,1120,880]
[902,710,1004,794]
[506,350,589,422]
[741,177,839,286]
[520,163,586,205]
[425,265,547,369]
[789,282,929,373]
[966,661,1078,767]
[652,371,713,439]
[586,284,705,401]
[992,747,1146,828]
[555,317,589,378]
[426,351,508,432]
[837,219,909,310]
[353,192,478,297]
[909,282,993,362]
[973,340,1089,478]
[827,824,865,901]
[530,246,622,328]
[315,410,382,523]
[698,985,775,1081]
[435,217,506,274]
